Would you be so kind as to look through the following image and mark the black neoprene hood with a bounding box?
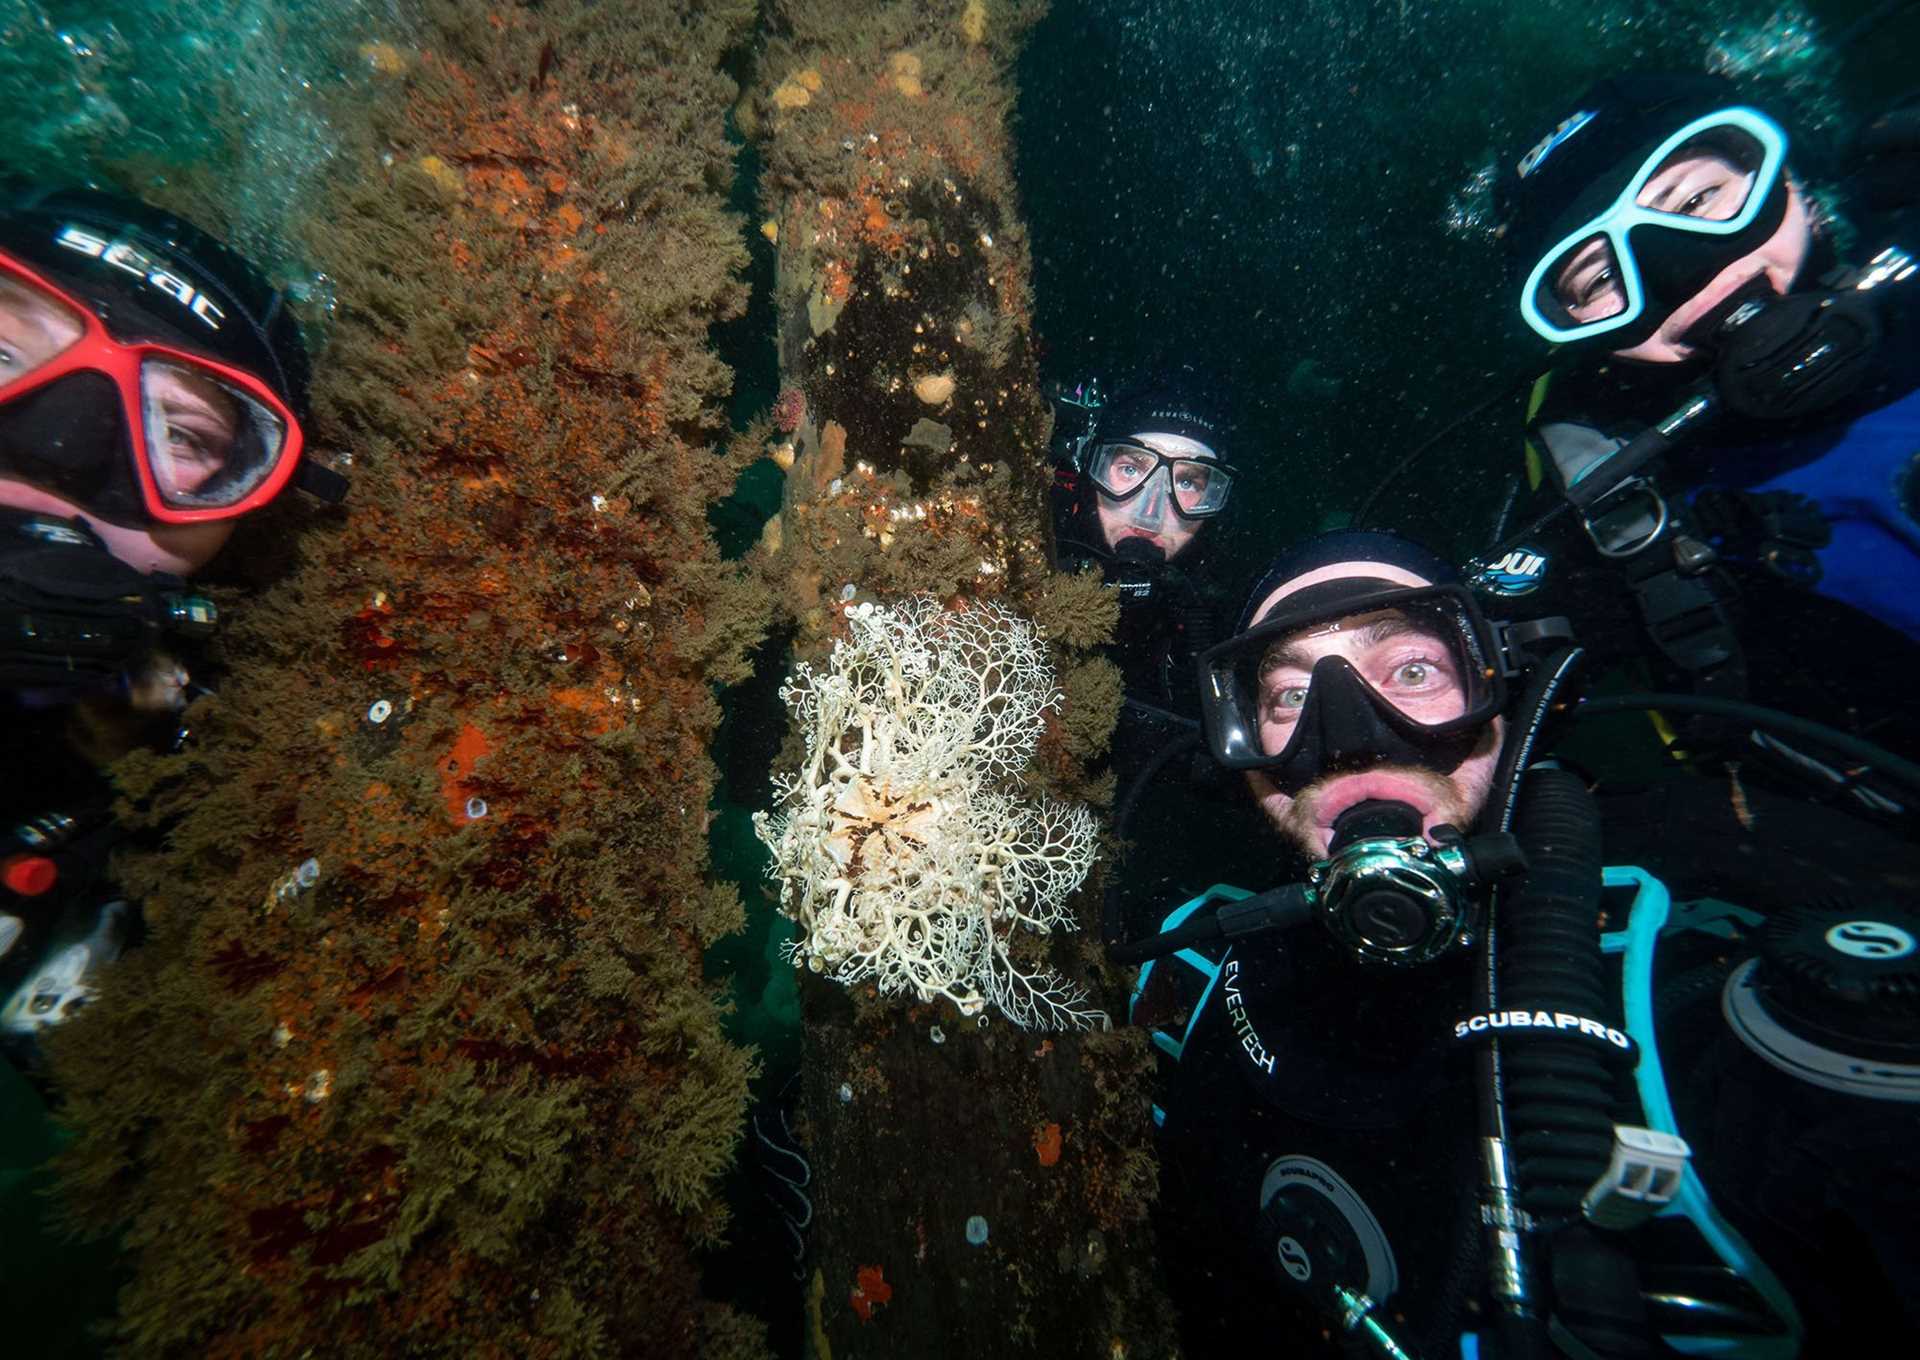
[0,182,311,421]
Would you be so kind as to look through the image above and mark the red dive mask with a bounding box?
[0,247,305,527]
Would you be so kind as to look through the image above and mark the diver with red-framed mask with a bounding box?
[1,182,345,1070]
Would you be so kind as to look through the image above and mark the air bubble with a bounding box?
[367,699,392,724]
[465,797,489,820]
[965,1215,989,1246]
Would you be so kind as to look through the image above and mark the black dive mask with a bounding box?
[1199,581,1507,795]
[1263,653,1486,795]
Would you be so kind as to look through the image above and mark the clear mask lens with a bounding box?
[0,273,86,386]
[140,358,288,509]
[1250,601,1489,757]
[1088,441,1232,517]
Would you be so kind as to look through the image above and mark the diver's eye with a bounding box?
[0,345,15,368]
[1680,185,1721,216]
[1577,267,1617,307]
[1266,685,1309,718]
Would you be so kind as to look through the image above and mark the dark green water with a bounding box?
[1016,0,1917,595]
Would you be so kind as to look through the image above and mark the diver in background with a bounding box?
[1482,72,1920,819]
[1047,373,1243,944]
[1123,529,1920,1360]
[1049,373,1238,716]
[0,182,344,1063]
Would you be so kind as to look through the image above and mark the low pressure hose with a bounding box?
[1500,768,1662,1358]
[1500,767,1615,1224]
[1468,646,1587,1359]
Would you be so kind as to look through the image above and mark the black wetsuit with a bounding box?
[1050,504,1238,947]
[1140,775,1920,1358]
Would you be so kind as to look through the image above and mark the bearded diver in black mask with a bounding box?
[1122,530,1920,1360]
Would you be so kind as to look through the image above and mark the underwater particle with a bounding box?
[829,478,844,496]
[761,218,779,244]
[359,41,409,76]
[773,386,807,432]
[366,699,393,725]
[913,371,955,405]
[591,494,608,512]
[271,1022,292,1048]
[295,858,321,889]
[302,1069,332,1103]
[838,1082,854,1103]
[962,0,988,44]
[465,796,489,821]
[1284,356,1344,404]
[890,52,925,98]
[840,583,857,602]
[965,1215,989,1246]
[929,1024,945,1045]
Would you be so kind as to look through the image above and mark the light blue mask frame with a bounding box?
[1519,107,1789,345]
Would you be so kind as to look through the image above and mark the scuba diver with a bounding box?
[1119,529,1920,1359]
[1477,72,1920,821]
[1048,374,1244,945]
[0,182,344,1063]
[1048,373,1238,717]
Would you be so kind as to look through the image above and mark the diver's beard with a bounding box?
[1273,726,1501,860]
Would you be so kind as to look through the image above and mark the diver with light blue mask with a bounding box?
[1122,530,1920,1360]
[1478,72,1920,820]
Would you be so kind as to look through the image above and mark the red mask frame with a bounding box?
[0,249,306,525]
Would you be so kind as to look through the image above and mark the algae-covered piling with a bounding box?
[46,3,771,1354]
[747,2,1176,1353]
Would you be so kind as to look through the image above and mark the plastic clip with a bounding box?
[1582,1125,1691,1230]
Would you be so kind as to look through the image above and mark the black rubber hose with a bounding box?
[1501,767,1616,1224]
[1492,646,1587,836]
[1571,692,1920,797]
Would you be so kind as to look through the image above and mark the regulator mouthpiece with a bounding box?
[1313,802,1522,967]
